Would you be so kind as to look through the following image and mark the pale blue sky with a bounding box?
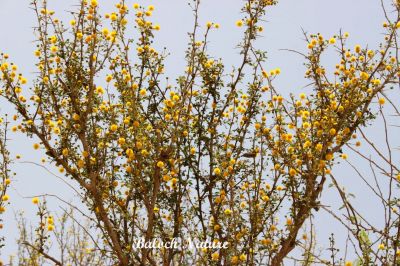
[0,0,398,263]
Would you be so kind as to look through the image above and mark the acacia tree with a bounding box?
[1,0,400,265]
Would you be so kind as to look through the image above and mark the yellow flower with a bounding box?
[231,256,239,264]
[106,75,113,82]
[378,98,385,105]
[32,197,39,204]
[133,3,140,9]
[140,89,147,96]
[303,140,311,148]
[360,71,369,80]
[33,143,40,150]
[125,165,132,173]
[162,175,171,182]
[302,122,310,129]
[329,37,336,44]
[62,148,69,156]
[224,208,232,215]
[118,138,126,145]
[110,13,118,21]
[239,254,247,261]
[236,20,243,27]
[47,224,54,231]
[136,141,143,149]
[316,143,323,151]
[90,0,98,7]
[211,252,219,261]
[289,168,296,177]
[102,28,109,36]
[262,70,268,78]
[261,238,272,245]
[50,46,58,53]
[70,19,76,26]
[72,113,80,121]
[96,86,104,94]
[2,195,9,201]
[212,224,220,231]
[137,46,144,53]
[157,161,165,168]
[373,79,381,86]
[110,124,118,132]
[213,167,221,175]
[345,262,352,266]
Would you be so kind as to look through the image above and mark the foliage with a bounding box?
[0,0,400,265]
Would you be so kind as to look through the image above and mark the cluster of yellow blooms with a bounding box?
[0,0,399,264]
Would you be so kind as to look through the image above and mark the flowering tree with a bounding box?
[0,118,12,253]
[1,0,400,265]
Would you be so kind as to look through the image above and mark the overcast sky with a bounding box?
[0,0,398,263]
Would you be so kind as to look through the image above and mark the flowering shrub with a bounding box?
[1,0,400,265]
